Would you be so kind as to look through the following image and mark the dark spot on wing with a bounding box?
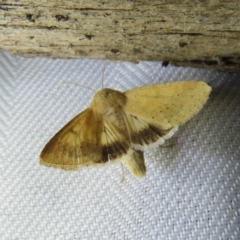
[102,141,129,163]
[131,124,172,145]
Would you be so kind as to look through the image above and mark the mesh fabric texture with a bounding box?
[0,51,239,239]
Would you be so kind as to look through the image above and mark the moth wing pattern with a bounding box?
[100,118,133,163]
[120,81,210,177]
[40,109,104,170]
[40,109,133,170]
[123,113,177,150]
[123,81,211,149]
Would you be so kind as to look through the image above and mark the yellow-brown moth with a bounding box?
[40,81,211,178]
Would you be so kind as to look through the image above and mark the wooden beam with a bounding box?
[0,0,240,72]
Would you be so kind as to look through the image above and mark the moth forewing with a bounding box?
[124,81,211,127]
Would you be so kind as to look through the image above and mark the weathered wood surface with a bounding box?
[0,0,240,72]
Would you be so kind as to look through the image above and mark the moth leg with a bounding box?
[122,150,146,178]
[120,163,125,183]
[159,144,174,148]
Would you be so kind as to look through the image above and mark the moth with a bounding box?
[40,81,211,178]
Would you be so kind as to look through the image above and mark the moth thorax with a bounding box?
[90,88,126,117]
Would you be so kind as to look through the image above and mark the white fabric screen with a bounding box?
[0,51,239,239]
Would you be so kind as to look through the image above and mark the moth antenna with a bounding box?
[101,60,107,89]
[57,81,96,93]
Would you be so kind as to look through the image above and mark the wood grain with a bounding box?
[0,0,240,72]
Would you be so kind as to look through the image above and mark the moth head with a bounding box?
[90,88,127,115]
